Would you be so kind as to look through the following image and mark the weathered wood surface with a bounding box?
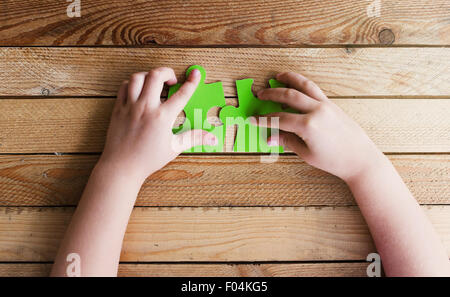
[0,206,449,262]
[0,155,449,207]
[0,48,449,97]
[0,0,449,46]
[1,0,449,277]
[1,99,449,153]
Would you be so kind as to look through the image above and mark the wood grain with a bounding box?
[0,0,448,279]
[0,155,449,207]
[0,206,449,262]
[0,262,368,277]
[1,98,449,153]
[0,0,449,46]
[0,48,449,96]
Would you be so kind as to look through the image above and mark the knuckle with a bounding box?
[283,88,296,98]
[130,73,144,82]
[286,89,302,102]
[150,108,165,120]
[302,79,315,90]
[155,66,170,73]
[317,102,332,115]
[302,79,317,91]
[148,69,163,79]
[285,72,297,79]
[301,115,315,130]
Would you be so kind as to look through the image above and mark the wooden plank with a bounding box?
[0,263,52,277]
[0,262,368,277]
[0,206,449,262]
[0,48,449,96]
[0,98,449,153]
[0,154,449,207]
[0,1,449,46]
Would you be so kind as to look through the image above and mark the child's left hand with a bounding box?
[98,67,217,183]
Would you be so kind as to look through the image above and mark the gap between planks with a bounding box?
[0,0,449,46]
[0,98,449,153]
[0,48,449,96]
[0,205,449,262]
[0,154,449,207]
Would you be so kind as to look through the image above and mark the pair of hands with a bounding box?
[99,67,381,184]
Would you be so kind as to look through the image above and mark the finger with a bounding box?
[257,88,318,112]
[113,80,128,112]
[139,67,177,109]
[250,112,306,135]
[172,129,217,153]
[276,72,328,101]
[267,131,310,157]
[163,68,201,116]
[128,72,147,103]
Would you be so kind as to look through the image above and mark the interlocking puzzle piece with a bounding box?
[268,79,285,88]
[169,65,226,152]
[220,78,292,153]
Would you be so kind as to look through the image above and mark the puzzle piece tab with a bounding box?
[269,79,286,88]
[169,65,226,152]
[220,79,290,153]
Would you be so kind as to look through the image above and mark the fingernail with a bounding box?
[249,117,257,125]
[190,69,200,79]
[267,138,279,146]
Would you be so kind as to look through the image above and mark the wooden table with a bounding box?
[0,0,449,277]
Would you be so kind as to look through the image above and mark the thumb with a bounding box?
[173,129,217,153]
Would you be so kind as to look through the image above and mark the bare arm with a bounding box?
[347,154,449,276]
[253,72,450,276]
[50,163,143,276]
[51,67,215,276]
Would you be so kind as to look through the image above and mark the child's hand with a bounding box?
[98,67,217,182]
[253,72,384,182]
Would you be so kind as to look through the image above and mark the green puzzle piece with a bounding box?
[219,78,291,153]
[268,79,285,89]
[169,65,294,153]
[168,65,226,153]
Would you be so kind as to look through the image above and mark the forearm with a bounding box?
[51,161,144,276]
[346,152,450,276]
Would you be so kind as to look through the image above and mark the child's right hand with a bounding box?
[98,67,217,183]
[253,72,386,183]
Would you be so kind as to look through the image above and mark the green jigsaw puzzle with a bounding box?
[169,65,226,153]
[169,65,293,153]
[220,79,286,153]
